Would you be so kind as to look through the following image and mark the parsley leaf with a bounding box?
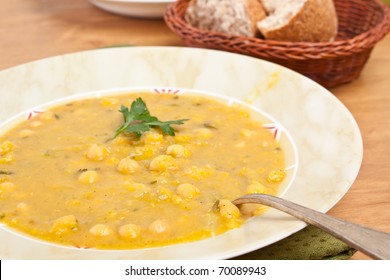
[114,98,188,139]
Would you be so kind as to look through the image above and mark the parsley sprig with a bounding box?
[114,98,188,139]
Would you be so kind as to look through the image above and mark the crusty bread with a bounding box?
[185,0,267,37]
[257,0,338,42]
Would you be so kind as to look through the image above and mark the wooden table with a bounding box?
[0,0,389,260]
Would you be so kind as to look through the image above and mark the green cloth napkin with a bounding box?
[232,225,356,260]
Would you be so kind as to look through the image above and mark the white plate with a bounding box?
[0,47,363,259]
[89,0,174,18]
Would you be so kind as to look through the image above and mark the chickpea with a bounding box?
[18,129,35,138]
[67,199,81,207]
[29,120,43,128]
[240,204,268,217]
[144,132,164,145]
[172,195,183,205]
[89,224,113,237]
[86,144,109,161]
[117,157,140,174]
[166,144,190,158]
[247,181,268,194]
[39,111,55,121]
[176,183,199,199]
[0,182,15,194]
[0,153,14,163]
[218,199,240,219]
[132,185,150,199]
[153,186,174,201]
[51,215,78,234]
[234,141,246,148]
[267,169,286,183]
[149,155,177,172]
[78,170,99,184]
[123,181,146,192]
[240,129,256,138]
[185,165,213,180]
[107,157,120,165]
[118,224,141,239]
[106,209,118,219]
[174,134,191,143]
[100,98,118,107]
[0,141,14,156]
[113,136,129,146]
[149,219,170,234]
[195,128,213,138]
[261,141,270,148]
[248,181,276,196]
[131,145,155,160]
[16,202,30,212]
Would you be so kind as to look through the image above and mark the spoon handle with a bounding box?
[233,194,390,260]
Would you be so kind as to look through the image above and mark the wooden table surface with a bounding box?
[0,0,389,260]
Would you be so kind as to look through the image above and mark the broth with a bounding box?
[0,93,286,249]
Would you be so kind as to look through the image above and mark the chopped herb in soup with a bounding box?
[0,93,285,249]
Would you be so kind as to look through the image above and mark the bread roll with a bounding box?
[185,0,267,37]
[257,0,338,42]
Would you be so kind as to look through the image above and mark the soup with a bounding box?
[0,93,286,249]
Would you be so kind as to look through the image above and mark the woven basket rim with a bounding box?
[165,0,390,56]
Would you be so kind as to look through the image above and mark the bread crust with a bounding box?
[246,0,267,37]
[257,0,338,42]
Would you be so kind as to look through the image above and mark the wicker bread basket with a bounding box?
[165,0,390,88]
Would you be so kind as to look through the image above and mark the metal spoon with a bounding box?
[233,193,390,260]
